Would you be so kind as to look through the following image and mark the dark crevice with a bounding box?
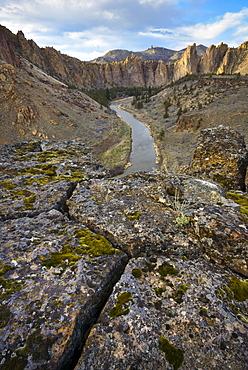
[53,181,79,218]
[0,182,79,222]
[56,253,130,370]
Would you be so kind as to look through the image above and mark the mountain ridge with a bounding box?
[90,44,207,64]
[1,25,248,91]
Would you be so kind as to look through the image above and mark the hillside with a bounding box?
[0,34,131,173]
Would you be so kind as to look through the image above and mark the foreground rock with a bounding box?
[0,139,248,369]
[68,172,248,276]
[76,256,248,370]
[0,213,128,369]
[0,140,128,369]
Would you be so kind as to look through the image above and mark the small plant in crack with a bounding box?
[172,188,190,227]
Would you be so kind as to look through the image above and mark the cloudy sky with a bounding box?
[0,0,248,61]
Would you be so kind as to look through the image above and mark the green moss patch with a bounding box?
[154,286,165,297]
[0,264,23,300]
[158,336,184,370]
[226,191,248,218]
[228,277,248,301]
[132,268,142,278]
[41,245,81,272]
[10,189,33,199]
[109,291,133,319]
[23,194,36,210]
[172,284,188,304]
[158,262,179,277]
[42,229,116,272]
[126,210,141,221]
[74,229,116,257]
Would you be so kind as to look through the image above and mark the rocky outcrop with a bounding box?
[0,27,20,67]
[0,139,247,369]
[0,25,248,89]
[217,42,248,75]
[199,43,229,74]
[183,125,248,191]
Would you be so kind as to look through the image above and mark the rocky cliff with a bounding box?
[0,126,247,369]
[0,25,248,90]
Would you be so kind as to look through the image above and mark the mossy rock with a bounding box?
[0,265,23,300]
[0,180,17,190]
[0,305,11,328]
[41,229,117,273]
[158,336,184,370]
[226,191,248,218]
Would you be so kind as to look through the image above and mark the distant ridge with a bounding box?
[91,45,207,64]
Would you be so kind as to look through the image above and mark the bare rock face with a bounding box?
[199,43,229,74]
[176,113,203,132]
[218,42,248,75]
[184,125,248,191]
[0,26,20,67]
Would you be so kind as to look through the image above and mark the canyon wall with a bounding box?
[0,25,248,90]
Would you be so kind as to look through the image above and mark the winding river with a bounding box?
[110,100,158,177]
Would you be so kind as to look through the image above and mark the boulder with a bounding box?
[183,125,248,191]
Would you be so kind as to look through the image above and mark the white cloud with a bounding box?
[0,1,248,60]
[139,8,248,48]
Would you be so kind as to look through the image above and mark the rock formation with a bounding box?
[91,45,207,64]
[0,136,247,369]
[183,125,248,191]
[1,25,248,90]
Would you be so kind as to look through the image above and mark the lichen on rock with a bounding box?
[0,138,247,369]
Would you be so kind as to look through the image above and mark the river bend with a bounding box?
[110,100,158,176]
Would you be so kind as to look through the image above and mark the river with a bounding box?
[110,99,158,177]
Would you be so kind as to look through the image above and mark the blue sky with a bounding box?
[0,0,248,61]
